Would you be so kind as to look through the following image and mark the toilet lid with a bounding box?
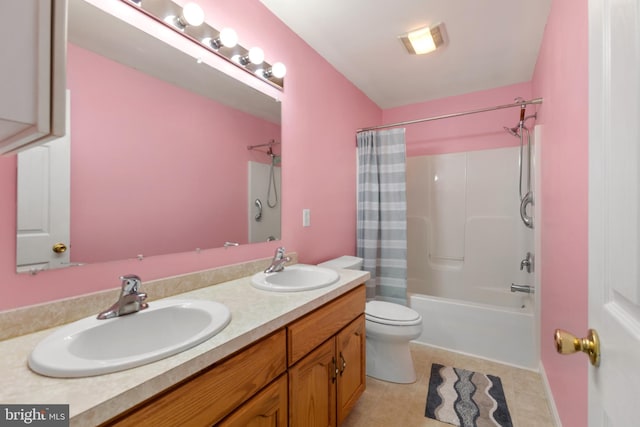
[365,301,422,326]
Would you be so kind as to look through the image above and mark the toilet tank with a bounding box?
[318,255,363,270]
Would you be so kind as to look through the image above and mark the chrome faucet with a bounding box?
[97,275,148,319]
[520,252,534,273]
[511,283,535,294]
[264,247,291,273]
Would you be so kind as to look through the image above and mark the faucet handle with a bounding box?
[120,274,142,294]
[520,252,534,273]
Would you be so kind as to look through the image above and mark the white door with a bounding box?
[588,0,640,425]
[16,94,71,273]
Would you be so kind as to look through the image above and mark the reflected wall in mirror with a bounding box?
[16,0,282,273]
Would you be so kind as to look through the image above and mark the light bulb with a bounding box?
[247,47,265,65]
[219,28,238,48]
[271,62,286,79]
[181,2,204,27]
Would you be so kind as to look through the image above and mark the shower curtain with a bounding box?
[356,128,407,305]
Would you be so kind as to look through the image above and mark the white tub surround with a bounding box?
[410,293,535,369]
[406,147,534,302]
[0,261,369,426]
[406,147,537,369]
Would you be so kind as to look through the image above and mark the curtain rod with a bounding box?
[356,97,543,133]
[247,140,280,150]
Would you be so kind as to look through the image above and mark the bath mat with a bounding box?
[425,363,513,427]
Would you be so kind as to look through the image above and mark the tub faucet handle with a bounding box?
[520,252,534,273]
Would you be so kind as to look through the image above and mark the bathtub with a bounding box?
[409,291,536,369]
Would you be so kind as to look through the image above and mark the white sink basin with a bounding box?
[251,264,340,292]
[28,299,231,378]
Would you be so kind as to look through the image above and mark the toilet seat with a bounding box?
[365,301,422,326]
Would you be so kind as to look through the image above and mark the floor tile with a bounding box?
[341,342,555,426]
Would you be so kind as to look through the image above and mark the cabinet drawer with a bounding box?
[104,329,286,427]
[287,285,365,366]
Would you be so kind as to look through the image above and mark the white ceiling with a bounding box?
[259,0,552,109]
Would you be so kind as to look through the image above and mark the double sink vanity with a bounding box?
[0,256,369,426]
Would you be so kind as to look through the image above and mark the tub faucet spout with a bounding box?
[97,275,148,319]
[511,283,535,294]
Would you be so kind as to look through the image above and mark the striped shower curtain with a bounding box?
[356,128,407,305]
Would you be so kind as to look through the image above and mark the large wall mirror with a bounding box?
[16,0,282,273]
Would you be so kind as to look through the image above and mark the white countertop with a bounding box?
[0,269,368,426]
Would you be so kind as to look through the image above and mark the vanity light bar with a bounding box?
[121,0,285,89]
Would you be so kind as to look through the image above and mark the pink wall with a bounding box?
[0,0,381,310]
[532,0,589,426]
[384,82,533,157]
[68,43,280,263]
[0,4,591,424]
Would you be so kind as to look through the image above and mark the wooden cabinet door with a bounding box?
[104,331,286,427]
[218,374,288,427]
[336,315,366,425]
[288,339,337,427]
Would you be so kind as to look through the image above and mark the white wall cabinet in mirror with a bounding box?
[0,0,67,155]
[15,0,282,273]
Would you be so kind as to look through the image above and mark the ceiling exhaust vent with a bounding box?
[400,23,447,55]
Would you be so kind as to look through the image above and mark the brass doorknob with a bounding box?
[52,243,67,254]
[554,328,600,367]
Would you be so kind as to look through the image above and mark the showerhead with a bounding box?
[504,114,537,137]
[504,125,520,137]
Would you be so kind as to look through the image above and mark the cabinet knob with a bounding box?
[331,357,338,383]
[339,352,347,376]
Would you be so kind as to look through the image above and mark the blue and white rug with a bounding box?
[425,363,513,427]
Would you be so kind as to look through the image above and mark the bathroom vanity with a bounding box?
[104,285,365,426]
[0,262,368,427]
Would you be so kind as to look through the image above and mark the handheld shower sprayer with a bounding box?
[504,97,536,229]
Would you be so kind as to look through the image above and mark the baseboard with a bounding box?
[539,362,563,427]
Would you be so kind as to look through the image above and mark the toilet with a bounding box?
[318,256,423,384]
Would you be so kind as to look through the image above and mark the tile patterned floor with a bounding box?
[341,343,555,427]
